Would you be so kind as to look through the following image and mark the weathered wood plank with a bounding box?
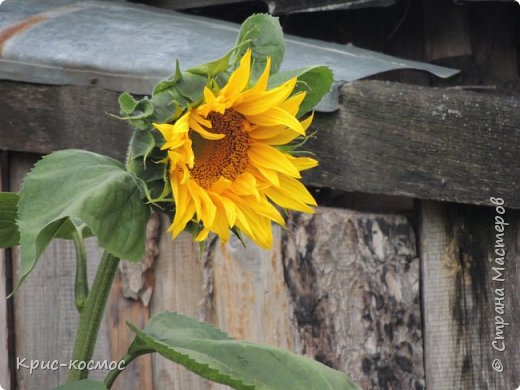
[307,81,520,209]
[202,227,300,348]
[1,80,519,208]
[0,82,129,161]
[420,200,520,389]
[0,248,9,389]
[148,217,210,390]
[201,207,423,389]
[9,153,112,388]
[201,228,301,390]
[0,154,11,390]
[282,208,423,389]
[105,214,160,390]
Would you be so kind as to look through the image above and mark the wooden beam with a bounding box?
[1,80,519,208]
[0,82,129,161]
[306,81,520,209]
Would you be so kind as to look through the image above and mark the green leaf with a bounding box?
[269,66,334,116]
[0,192,20,248]
[126,130,156,164]
[117,94,154,120]
[128,312,360,390]
[175,71,208,102]
[0,192,94,249]
[188,48,233,77]
[119,92,140,115]
[153,60,183,96]
[54,379,107,390]
[233,14,285,79]
[16,150,150,291]
[126,130,171,203]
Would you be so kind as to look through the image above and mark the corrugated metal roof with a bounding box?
[0,0,458,111]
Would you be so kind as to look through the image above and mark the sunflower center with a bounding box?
[190,109,251,189]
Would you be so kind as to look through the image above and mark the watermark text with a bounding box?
[16,357,125,375]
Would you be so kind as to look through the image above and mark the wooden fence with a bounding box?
[1,75,519,389]
[1,1,520,389]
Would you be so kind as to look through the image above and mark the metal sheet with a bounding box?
[0,0,458,111]
[265,0,396,14]
[147,0,396,13]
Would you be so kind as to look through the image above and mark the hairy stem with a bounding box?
[72,229,89,312]
[68,251,119,382]
[103,353,135,389]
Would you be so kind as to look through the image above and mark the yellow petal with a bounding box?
[247,106,304,135]
[209,177,233,194]
[234,202,273,249]
[235,78,297,116]
[259,128,301,146]
[248,125,283,139]
[234,206,255,240]
[220,49,251,102]
[248,143,301,178]
[209,192,237,227]
[208,206,231,242]
[266,174,317,210]
[195,228,210,241]
[288,156,319,171]
[153,122,174,140]
[189,116,225,140]
[191,111,212,128]
[229,172,260,200]
[255,166,280,187]
[169,183,196,238]
[187,180,216,226]
[253,197,285,226]
[264,186,315,213]
[300,111,314,132]
[280,175,317,206]
[171,112,191,134]
[280,91,306,116]
[242,57,271,98]
[162,133,186,150]
[243,212,273,249]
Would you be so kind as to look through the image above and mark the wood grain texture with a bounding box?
[0,248,9,389]
[282,208,423,390]
[202,227,300,349]
[148,216,210,390]
[0,82,129,161]
[9,154,111,388]
[307,81,520,209]
[0,156,10,389]
[420,200,520,389]
[2,80,519,208]
[200,228,302,390]
[105,214,160,390]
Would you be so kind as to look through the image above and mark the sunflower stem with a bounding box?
[104,353,134,389]
[68,251,119,382]
[72,229,89,313]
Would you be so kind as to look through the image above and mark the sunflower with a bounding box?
[153,49,318,248]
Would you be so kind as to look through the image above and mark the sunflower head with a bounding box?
[153,48,320,249]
